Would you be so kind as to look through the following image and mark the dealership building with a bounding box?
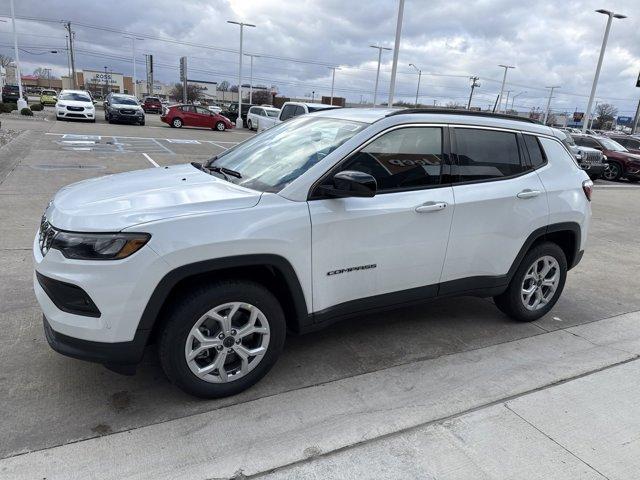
[61,70,134,97]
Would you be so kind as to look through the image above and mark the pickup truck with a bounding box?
[256,101,340,132]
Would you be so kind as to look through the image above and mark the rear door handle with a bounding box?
[516,189,541,199]
[415,201,448,213]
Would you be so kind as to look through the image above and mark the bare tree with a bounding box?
[32,67,50,79]
[0,54,13,68]
[595,103,618,123]
[445,101,462,109]
[169,83,204,103]
[218,80,230,91]
[251,89,272,105]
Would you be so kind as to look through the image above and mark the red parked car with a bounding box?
[141,96,163,114]
[161,104,234,131]
[572,134,640,182]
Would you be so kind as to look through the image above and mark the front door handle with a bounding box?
[516,189,541,199]
[415,201,448,213]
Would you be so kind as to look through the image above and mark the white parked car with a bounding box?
[256,101,339,132]
[34,109,592,398]
[246,105,280,130]
[55,90,96,122]
[207,105,222,114]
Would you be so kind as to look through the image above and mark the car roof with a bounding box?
[312,107,553,135]
[60,89,90,94]
[285,101,339,110]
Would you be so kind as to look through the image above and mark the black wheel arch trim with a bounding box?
[137,254,310,340]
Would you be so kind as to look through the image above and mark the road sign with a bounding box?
[617,116,633,126]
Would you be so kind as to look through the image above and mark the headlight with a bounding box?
[575,153,582,161]
[602,155,607,161]
[57,103,66,108]
[50,231,150,260]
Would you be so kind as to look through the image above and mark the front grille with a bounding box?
[582,151,603,164]
[119,109,136,115]
[38,216,58,256]
[66,113,87,118]
[66,106,84,112]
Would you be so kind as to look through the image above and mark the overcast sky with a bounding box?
[1,0,639,116]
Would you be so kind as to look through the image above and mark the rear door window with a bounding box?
[454,128,527,182]
[523,135,547,168]
[280,104,297,120]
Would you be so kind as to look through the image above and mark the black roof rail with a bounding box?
[385,108,541,124]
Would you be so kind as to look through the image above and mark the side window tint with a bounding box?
[294,105,306,116]
[342,127,443,192]
[280,105,296,120]
[524,135,546,168]
[455,128,525,182]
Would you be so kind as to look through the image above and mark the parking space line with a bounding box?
[207,141,229,150]
[142,153,160,168]
[151,138,175,154]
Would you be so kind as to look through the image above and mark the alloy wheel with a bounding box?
[520,255,560,311]
[603,163,619,181]
[184,302,270,383]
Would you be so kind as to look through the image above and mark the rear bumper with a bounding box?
[43,314,147,372]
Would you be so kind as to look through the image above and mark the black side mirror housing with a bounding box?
[319,170,377,198]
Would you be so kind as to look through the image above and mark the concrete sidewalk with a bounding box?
[2,311,640,480]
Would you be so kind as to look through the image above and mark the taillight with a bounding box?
[582,179,593,201]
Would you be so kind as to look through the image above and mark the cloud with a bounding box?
[2,0,639,115]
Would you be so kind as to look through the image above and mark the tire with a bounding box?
[215,121,226,131]
[603,161,622,181]
[172,118,183,128]
[493,242,567,322]
[247,119,253,130]
[159,280,286,398]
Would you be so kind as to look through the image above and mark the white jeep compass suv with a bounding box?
[34,109,592,398]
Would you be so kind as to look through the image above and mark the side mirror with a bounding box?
[318,170,377,198]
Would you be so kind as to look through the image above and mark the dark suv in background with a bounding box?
[607,134,640,155]
[572,134,640,182]
[2,84,25,103]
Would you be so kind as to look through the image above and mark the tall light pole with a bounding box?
[328,67,339,105]
[408,63,422,107]
[543,86,560,125]
[387,0,405,107]
[511,90,526,111]
[497,64,515,113]
[9,0,27,110]
[582,9,626,133]
[123,35,143,98]
[504,90,512,113]
[370,45,391,108]
[468,76,480,109]
[245,53,260,104]
[228,20,256,127]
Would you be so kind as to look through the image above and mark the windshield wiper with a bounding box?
[208,165,242,179]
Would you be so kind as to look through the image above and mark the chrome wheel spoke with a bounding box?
[521,255,561,311]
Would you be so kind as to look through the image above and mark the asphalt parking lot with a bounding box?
[1,110,640,477]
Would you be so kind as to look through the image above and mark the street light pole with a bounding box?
[245,54,260,104]
[511,91,526,111]
[543,86,560,125]
[497,64,515,113]
[228,20,256,127]
[408,63,422,107]
[387,0,405,107]
[123,36,143,98]
[370,45,391,108]
[582,9,626,133]
[9,0,27,110]
[504,90,511,112]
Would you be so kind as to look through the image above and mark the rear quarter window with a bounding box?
[523,135,547,168]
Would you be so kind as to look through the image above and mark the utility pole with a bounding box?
[228,20,256,127]
[44,68,51,88]
[583,9,626,133]
[511,91,526,111]
[497,64,515,113]
[387,0,405,107]
[65,22,77,89]
[467,76,480,109]
[65,35,71,81]
[504,90,512,113]
[408,63,422,107]
[103,66,108,97]
[329,67,338,105]
[369,45,391,108]
[179,57,187,103]
[543,86,560,125]
[245,54,260,104]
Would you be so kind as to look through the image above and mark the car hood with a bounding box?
[46,164,261,231]
[57,99,93,108]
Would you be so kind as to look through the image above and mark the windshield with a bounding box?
[561,132,575,146]
[59,92,91,102]
[598,137,627,152]
[266,109,279,117]
[41,90,56,96]
[113,96,138,105]
[206,116,366,192]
